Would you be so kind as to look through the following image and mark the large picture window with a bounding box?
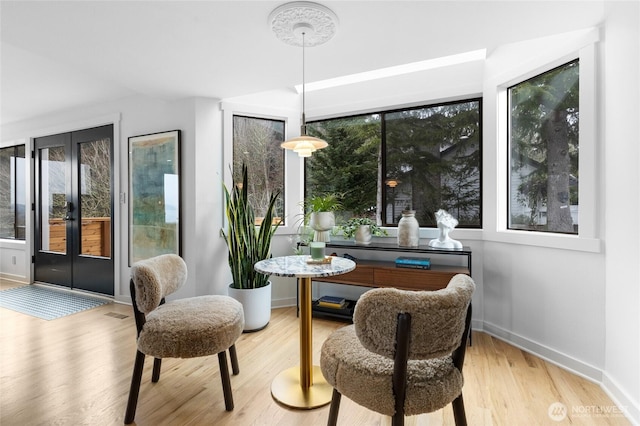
[306,99,482,228]
[0,145,26,239]
[508,60,579,234]
[232,115,285,223]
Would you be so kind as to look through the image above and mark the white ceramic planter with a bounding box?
[354,225,372,245]
[310,211,335,242]
[228,281,271,332]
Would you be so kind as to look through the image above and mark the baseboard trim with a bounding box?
[482,321,602,382]
[471,318,483,331]
[602,372,640,425]
[272,297,297,309]
[0,273,28,284]
[481,321,638,425]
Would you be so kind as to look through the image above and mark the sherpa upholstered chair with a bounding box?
[320,273,475,426]
[124,254,244,424]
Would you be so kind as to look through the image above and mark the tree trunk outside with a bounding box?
[545,110,574,233]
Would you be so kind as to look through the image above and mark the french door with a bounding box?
[34,125,114,295]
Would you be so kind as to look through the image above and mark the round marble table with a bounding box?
[254,255,356,409]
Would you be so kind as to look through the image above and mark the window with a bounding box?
[232,115,285,223]
[508,60,579,234]
[305,113,381,223]
[0,145,26,239]
[306,99,482,228]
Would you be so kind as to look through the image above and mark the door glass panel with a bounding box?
[40,147,67,254]
[79,138,111,257]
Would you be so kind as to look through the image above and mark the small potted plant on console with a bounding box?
[338,217,387,245]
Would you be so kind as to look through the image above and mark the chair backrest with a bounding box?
[353,273,475,360]
[130,254,188,314]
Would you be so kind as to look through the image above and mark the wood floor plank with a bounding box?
[0,280,629,425]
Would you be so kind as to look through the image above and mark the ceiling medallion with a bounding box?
[268,1,339,47]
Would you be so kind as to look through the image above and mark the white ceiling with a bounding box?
[0,1,606,126]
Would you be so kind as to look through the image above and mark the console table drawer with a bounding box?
[373,268,458,291]
[326,265,374,286]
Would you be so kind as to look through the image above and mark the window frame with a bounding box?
[506,59,579,235]
[221,102,302,234]
[489,33,600,252]
[0,144,27,240]
[231,114,286,223]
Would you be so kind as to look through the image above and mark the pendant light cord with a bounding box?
[301,31,306,135]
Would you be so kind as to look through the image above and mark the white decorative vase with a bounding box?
[228,281,271,332]
[398,210,420,247]
[310,211,335,242]
[354,225,372,245]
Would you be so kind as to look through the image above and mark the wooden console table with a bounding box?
[308,241,472,320]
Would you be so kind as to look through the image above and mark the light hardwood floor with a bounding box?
[0,280,630,426]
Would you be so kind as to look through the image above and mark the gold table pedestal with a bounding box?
[253,257,355,410]
[271,276,332,409]
[271,365,333,409]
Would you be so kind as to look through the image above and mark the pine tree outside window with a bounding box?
[508,60,579,234]
[306,99,482,228]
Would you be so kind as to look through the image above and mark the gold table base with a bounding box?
[271,365,333,409]
[254,257,354,411]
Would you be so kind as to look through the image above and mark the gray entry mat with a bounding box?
[0,284,110,320]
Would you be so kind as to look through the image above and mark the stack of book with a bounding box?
[395,256,431,270]
[317,295,347,309]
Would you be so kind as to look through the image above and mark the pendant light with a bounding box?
[269,2,338,157]
[280,31,327,157]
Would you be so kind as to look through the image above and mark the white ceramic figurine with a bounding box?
[428,209,463,249]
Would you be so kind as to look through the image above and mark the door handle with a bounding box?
[64,201,74,220]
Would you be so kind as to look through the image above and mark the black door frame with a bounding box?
[34,125,115,295]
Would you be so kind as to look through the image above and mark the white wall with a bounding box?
[0,240,28,282]
[481,25,607,376]
[482,242,605,377]
[479,6,639,421]
[191,97,227,297]
[602,1,640,421]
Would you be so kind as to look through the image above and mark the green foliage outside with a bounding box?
[306,100,481,228]
[306,115,381,223]
[385,101,481,226]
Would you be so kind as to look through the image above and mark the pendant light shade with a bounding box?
[269,2,338,158]
[281,136,328,157]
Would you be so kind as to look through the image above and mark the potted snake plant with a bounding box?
[223,163,282,331]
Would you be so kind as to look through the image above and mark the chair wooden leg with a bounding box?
[452,393,467,426]
[124,350,146,424]
[327,389,341,426]
[391,411,405,426]
[218,351,234,411]
[151,357,162,383]
[229,344,240,375]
